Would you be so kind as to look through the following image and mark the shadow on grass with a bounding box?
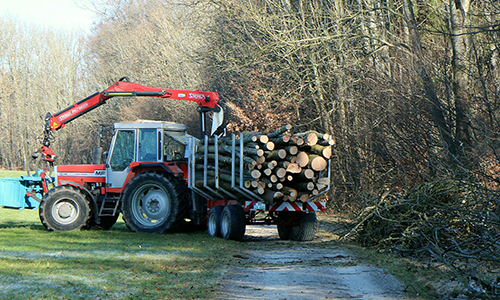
[0,220,44,230]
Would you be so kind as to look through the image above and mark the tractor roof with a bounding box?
[114,120,186,132]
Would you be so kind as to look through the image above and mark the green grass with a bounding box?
[0,209,239,299]
[0,170,26,178]
[0,198,238,299]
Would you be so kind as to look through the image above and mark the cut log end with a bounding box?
[297,152,310,168]
[275,167,286,178]
[309,155,327,171]
[298,193,310,202]
[299,169,315,180]
[250,169,261,179]
[258,135,269,144]
[305,133,318,146]
[270,175,278,183]
[266,149,287,160]
[287,145,298,155]
[285,163,302,174]
[282,134,291,143]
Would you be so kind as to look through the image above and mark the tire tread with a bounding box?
[39,185,91,231]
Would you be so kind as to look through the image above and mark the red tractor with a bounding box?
[36,77,224,233]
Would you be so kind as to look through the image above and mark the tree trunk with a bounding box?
[449,0,472,149]
[402,0,458,155]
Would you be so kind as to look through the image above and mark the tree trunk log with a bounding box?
[265,149,287,160]
[267,124,292,138]
[294,131,318,146]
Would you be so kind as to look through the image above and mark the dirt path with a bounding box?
[216,225,414,300]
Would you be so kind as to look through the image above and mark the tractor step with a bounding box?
[98,196,121,216]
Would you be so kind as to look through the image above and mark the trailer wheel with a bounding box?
[122,172,183,233]
[277,225,292,240]
[207,205,224,237]
[39,185,91,231]
[277,211,293,240]
[220,205,246,241]
[290,212,318,241]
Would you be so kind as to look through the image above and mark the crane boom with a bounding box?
[39,77,224,163]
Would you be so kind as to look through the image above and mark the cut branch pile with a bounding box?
[194,124,332,203]
[346,180,500,298]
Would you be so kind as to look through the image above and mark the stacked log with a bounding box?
[194,124,332,204]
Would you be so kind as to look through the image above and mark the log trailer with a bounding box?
[0,78,329,241]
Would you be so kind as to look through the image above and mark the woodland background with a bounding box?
[1,0,500,297]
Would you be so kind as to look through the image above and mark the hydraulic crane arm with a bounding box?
[39,77,224,163]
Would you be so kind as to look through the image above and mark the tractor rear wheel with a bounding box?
[121,172,183,233]
[39,185,91,231]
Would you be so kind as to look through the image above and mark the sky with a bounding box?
[0,0,96,33]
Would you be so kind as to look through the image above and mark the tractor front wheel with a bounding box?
[39,185,91,231]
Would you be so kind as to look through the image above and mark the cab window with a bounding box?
[163,133,186,161]
[109,130,135,171]
[138,128,158,162]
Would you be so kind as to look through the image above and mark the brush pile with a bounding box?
[347,179,500,298]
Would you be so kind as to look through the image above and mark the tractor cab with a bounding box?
[106,120,193,189]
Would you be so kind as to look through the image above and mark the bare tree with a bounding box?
[0,18,88,167]
[86,0,211,136]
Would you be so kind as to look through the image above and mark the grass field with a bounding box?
[0,170,239,300]
[0,170,26,178]
[0,209,241,300]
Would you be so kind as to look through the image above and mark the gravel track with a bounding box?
[216,225,414,300]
